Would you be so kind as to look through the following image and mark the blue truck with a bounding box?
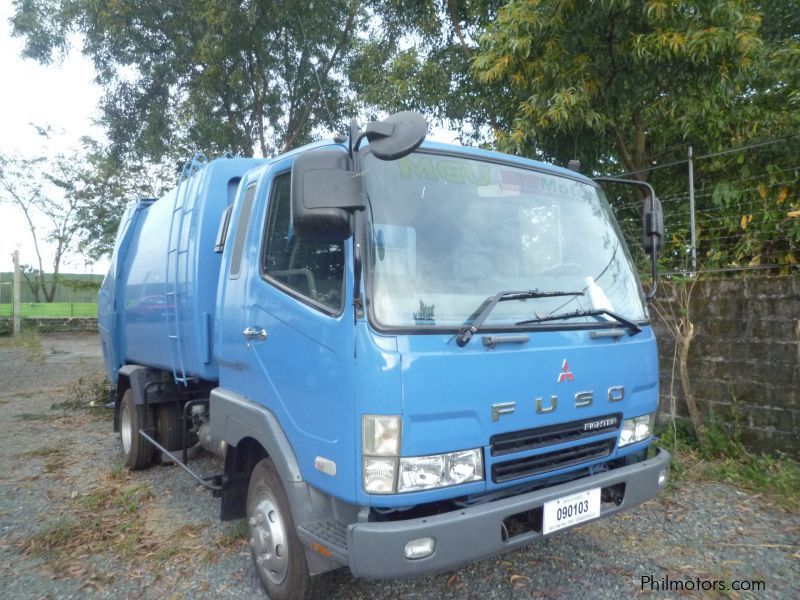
[99,112,670,598]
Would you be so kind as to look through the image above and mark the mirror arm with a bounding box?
[350,129,365,317]
[594,176,659,300]
[349,118,360,159]
[648,246,658,300]
[593,177,657,212]
[353,210,364,318]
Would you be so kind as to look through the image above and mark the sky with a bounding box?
[0,2,107,275]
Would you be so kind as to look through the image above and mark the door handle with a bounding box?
[243,327,268,341]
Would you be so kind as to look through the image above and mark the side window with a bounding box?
[262,172,345,311]
[228,184,257,279]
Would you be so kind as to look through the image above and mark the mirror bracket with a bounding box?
[348,111,428,161]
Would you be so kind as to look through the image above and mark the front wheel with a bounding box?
[247,458,310,599]
[119,389,155,470]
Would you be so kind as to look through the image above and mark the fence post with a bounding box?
[688,146,697,276]
[12,250,21,337]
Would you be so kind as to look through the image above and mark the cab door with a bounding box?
[239,162,356,498]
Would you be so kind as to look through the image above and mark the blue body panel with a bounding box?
[101,139,659,512]
[349,324,658,507]
[99,157,267,382]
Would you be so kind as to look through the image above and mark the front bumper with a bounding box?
[346,447,670,579]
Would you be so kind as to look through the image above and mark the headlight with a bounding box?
[362,415,401,456]
[619,414,654,447]
[361,415,483,494]
[398,448,483,493]
[363,457,398,494]
[362,415,401,494]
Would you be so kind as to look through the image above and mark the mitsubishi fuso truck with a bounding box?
[98,111,670,599]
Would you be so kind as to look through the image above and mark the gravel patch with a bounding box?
[0,333,797,598]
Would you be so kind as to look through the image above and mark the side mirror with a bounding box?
[643,194,664,255]
[290,149,364,242]
[351,111,428,161]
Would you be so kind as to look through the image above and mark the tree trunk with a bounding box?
[20,269,41,303]
[677,322,706,445]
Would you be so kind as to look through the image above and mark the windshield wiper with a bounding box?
[516,308,642,336]
[455,289,585,347]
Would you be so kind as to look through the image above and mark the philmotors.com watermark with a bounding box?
[641,574,766,593]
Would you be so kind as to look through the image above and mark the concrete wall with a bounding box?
[0,317,98,335]
[652,276,799,455]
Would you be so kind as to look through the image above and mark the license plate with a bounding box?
[542,487,601,535]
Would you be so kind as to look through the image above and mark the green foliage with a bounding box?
[12,0,372,258]
[0,330,43,361]
[473,1,763,169]
[0,303,98,318]
[52,375,113,414]
[11,1,800,267]
[0,145,87,300]
[351,1,503,145]
[12,0,364,161]
[71,140,176,261]
[657,416,800,511]
[698,155,800,271]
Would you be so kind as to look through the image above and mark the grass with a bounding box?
[20,445,66,459]
[52,375,113,415]
[657,417,800,512]
[0,330,43,361]
[17,473,155,572]
[26,517,81,551]
[0,302,97,318]
[216,519,249,550]
[14,412,58,422]
[16,467,219,589]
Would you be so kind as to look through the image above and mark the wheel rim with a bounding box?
[250,494,289,585]
[120,401,132,454]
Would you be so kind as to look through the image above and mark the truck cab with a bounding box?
[100,113,669,598]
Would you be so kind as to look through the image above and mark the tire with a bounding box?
[156,402,183,451]
[119,389,155,470]
[247,458,310,599]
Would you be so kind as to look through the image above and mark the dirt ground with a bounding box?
[0,333,797,599]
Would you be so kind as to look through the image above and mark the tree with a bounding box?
[0,150,84,302]
[474,1,768,175]
[71,141,177,261]
[12,0,363,162]
[350,1,504,145]
[357,1,799,271]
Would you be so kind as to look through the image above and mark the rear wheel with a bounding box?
[247,458,310,599]
[119,389,155,470]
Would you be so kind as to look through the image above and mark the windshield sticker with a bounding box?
[499,170,576,198]
[398,156,491,186]
[395,155,578,199]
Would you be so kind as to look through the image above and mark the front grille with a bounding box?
[490,413,622,456]
[491,439,614,483]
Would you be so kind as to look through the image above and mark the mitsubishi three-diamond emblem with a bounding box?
[557,359,574,383]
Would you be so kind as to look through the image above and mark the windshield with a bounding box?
[363,151,647,329]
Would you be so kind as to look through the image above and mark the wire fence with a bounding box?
[605,134,800,279]
[0,272,101,318]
